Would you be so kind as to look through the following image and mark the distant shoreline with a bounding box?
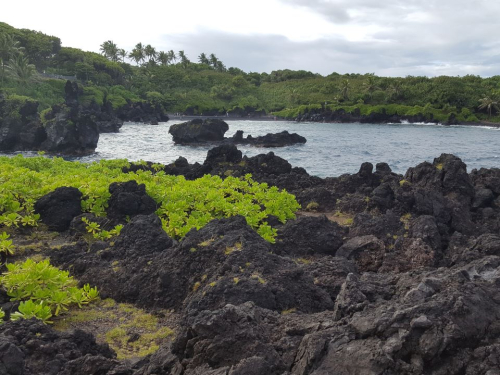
[167,114,287,122]
[166,114,500,128]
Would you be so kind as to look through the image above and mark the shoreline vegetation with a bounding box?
[1,21,500,131]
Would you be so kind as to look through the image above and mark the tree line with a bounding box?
[99,40,226,71]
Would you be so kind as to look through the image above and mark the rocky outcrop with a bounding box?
[40,104,99,155]
[0,85,100,155]
[231,129,307,147]
[0,94,46,151]
[169,118,229,144]
[116,99,169,125]
[65,80,123,133]
[168,119,307,147]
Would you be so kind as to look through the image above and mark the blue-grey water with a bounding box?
[10,120,500,178]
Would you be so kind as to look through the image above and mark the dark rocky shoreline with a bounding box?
[0,81,169,156]
[290,108,500,128]
[1,144,500,374]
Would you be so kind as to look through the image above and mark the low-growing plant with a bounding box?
[305,201,319,211]
[0,156,300,243]
[0,259,100,323]
[81,217,123,240]
[11,300,53,323]
[0,232,15,256]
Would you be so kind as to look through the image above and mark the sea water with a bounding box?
[35,120,500,178]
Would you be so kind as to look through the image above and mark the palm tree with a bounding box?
[340,79,350,100]
[144,44,157,63]
[128,43,145,66]
[209,53,218,67]
[6,54,37,86]
[99,40,118,62]
[178,50,190,68]
[478,97,500,119]
[363,75,380,95]
[117,49,127,63]
[157,51,169,65]
[388,80,404,99]
[0,33,22,84]
[167,50,176,64]
[215,60,226,72]
[198,52,209,65]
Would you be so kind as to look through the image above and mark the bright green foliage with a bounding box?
[0,259,100,322]
[0,156,299,242]
[0,232,15,256]
[11,300,53,323]
[81,217,124,241]
[0,308,4,323]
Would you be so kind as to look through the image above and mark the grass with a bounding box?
[53,299,174,360]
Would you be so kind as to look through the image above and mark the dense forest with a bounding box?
[1,21,500,123]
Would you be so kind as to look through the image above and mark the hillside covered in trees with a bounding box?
[1,21,500,123]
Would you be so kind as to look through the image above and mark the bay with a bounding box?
[59,120,500,178]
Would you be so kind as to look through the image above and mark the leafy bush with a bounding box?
[1,259,99,323]
[0,156,300,242]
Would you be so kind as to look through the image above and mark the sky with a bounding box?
[2,0,500,77]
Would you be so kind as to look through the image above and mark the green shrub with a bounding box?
[1,259,100,323]
[0,156,300,243]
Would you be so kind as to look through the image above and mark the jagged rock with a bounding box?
[0,319,127,375]
[173,303,286,374]
[274,216,344,256]
[34,186,82,231]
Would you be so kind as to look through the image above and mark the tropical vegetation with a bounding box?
[1,21,500,121]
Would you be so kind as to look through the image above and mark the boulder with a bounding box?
[204,144,243,166]
[106,180,157,222]
[34,186,83,232]
[169,119,229,144]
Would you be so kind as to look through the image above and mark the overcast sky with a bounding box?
[3,0,499,77]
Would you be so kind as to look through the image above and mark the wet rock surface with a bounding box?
[8,148,500,374]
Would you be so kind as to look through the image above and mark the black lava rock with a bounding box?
[34,186,83,232]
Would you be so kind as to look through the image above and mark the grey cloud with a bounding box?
[162,27,500,77]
